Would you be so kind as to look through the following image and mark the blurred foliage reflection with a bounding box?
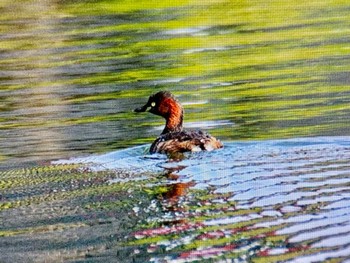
[1,0,350,165]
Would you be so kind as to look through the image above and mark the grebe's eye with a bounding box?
[151,102,156,107]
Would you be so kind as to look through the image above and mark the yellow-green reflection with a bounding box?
[0,0,350,164]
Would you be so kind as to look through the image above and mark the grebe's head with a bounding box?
[134,91,182,118]
[134,91,183,133]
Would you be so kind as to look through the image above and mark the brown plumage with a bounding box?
[135,91,223,154]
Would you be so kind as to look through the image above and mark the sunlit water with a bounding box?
[1,0,350,262]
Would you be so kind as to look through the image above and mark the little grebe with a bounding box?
[134,91,223,154]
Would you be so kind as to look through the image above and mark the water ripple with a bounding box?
[40,137,350,261]
[119,136,350,262]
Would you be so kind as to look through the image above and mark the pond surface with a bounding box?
[2,137,350,262]
[1,0,350,262]
[1,0,350,166]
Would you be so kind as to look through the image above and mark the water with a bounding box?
[1,0,350,262]
[2,137,350,262]
[1,0,350,166]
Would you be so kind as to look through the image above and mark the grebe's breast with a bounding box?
[150,130,223,154]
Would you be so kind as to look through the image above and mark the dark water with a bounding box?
[1,0,350,262]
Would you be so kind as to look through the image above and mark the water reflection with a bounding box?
[52,137,350,261]
[1,137,350,261]
[2,0,350,261]
[1,0,350,167]
[124,137,350,262]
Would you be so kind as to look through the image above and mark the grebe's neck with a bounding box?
[161,101,183,134]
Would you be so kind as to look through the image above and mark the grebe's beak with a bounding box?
[134,103,149,112]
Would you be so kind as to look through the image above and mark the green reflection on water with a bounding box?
[1,0,350,164]
[1,2,350,262]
